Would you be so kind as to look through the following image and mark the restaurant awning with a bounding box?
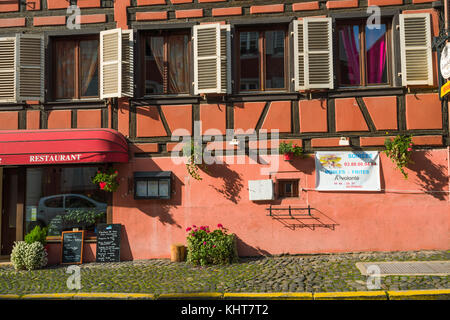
[0,129,129,166]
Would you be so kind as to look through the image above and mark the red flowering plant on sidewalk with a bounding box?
[92,169,120,192]
[185,224,238,266]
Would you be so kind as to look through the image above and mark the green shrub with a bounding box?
[24,226,48,245]
[186,224,238,266]
[10,241,48,271]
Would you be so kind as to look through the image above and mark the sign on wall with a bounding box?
[315,151,380,191]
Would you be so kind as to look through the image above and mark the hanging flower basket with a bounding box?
[279,142,303,161]
[92,169,120,192]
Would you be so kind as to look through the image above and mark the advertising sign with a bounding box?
[315,151,380,191]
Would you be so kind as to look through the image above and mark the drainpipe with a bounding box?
[446,0,448,32]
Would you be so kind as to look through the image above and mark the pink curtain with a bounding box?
[340,27,360,85]
[366,36,386,84]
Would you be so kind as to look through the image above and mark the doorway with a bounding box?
[1,168,24,256]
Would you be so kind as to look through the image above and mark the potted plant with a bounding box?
[92,169,119,192]
[279,141,303,161]
[61,209,105,232]
[24,225,48,252]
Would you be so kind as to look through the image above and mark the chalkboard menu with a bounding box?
[96,224,121,263]
[61,231,84,265]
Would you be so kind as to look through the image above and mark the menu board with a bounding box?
[96,224,121,263]
[61,231,84,264]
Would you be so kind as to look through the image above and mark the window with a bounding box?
[237,27,287,92]
[278,180,299,198]
[134,171,172,199]
[25,166,107,238]
[337,20,391,87]
[52,36,99,100]
[142,31,190,95]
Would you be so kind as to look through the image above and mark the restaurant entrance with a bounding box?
[1,168,24,256]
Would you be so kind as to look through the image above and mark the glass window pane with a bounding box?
[148,180,159,197]
[159,179,169,197]
[65,196,96,208]
[265,30,285,89]
[338,25,361,85]
[145,36,164,94]
[365,24,388,84]
[80,39,99,97]
[54,40,75,99]
[168,34,189,94]
[25,167,107,237]
[239,31,260,91]
[136,180,148,197]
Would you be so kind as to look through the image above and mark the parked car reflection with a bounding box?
[36,194,107,235]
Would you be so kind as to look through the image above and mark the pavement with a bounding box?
[0,250,448,300]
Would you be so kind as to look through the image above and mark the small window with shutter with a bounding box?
[0,34,44,104]
[100,28,134,99]
[293,18,333,91]
[399,13,433,86]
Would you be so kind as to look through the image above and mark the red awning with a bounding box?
[0,129,129,166]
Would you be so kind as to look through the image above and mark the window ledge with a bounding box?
[43,99,106,109]
[132,96,201,106]
[329,87,405,98]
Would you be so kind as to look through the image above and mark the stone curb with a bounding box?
[1,289,449,300]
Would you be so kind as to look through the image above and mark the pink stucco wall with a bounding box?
[110,148,449,261]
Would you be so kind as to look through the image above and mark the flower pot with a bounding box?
[283,152,294,161]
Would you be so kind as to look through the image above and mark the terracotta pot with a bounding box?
[283,152,294,161]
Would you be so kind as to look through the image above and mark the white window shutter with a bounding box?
[399,13,433,86]
[293,20,305,91]
[16,34,44,102]
[100,28,122,99]
[220,24,231,94]
[193,23,221,94]
[121,30,134,97]
[304,17,334,89]
[0,37,17,103]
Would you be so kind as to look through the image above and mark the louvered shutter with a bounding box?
[399,13,433,86]
[220,24,231,94]
[100,28,121,99]
[100,28,134,99]
[293,20,305,90]
[0,37,16,103]
[121,30,134,97]
[293,18,333,90]
[193,24,221,94]
[16,34,44,102]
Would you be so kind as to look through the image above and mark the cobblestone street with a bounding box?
[0,250,448,296]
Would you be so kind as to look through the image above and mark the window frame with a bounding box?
[336,18,393,88]
[277,179,299,198]
[139,29,192,97]
[134,171,172,200]
[50,34,100,101]
[235,25,289,93]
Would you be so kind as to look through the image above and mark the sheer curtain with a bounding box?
[80,40,99,96]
